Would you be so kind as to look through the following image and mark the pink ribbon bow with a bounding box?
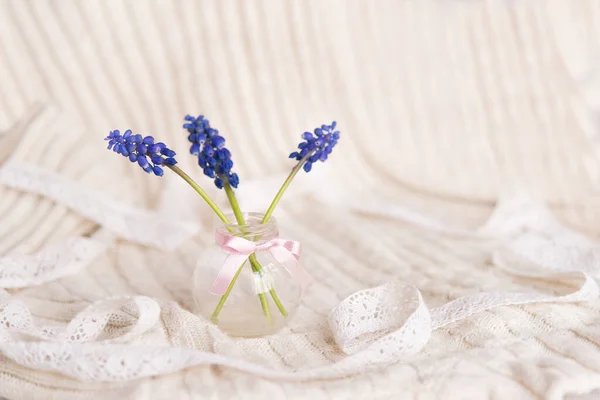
[209,231,313,295]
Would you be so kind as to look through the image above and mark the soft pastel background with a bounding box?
[2,1,600,399]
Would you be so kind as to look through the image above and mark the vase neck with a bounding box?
[218,212,278,241]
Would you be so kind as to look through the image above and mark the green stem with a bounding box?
[268,289,286,316]
[167,165,231,224]
[258,292,272,324]
[224,182,246,226]
[251,254,287,317]
[219,182,289,322]
[262,155,310,224]
[210,260,245,323]
[167,165,244,323]
[226,181,287,316]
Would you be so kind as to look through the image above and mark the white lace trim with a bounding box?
[0,294,160,343]
[0,164,598,381]
[0,237,106,289]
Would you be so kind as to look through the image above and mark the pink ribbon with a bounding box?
[209,231,313,295]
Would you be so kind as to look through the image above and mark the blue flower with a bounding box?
[184,115,240,189]
[105,129,177,176]
[289,121,340,172]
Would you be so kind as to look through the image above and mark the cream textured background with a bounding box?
[2,0,600,398]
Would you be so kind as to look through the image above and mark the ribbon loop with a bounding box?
[209,231,312,295]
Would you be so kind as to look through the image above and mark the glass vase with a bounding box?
[193,212,305,337]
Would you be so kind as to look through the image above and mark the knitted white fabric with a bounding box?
[2,1,600,399]
[1,158,599,384]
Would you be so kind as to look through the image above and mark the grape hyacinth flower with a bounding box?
[289,121,340,173]
[105,129,177,176]
[105,128,230,224]
[184,115,239,189]
[262,122,340,224]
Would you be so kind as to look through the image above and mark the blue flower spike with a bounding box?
[184,115,240,189]
[104,129,177,176]
[290,121,340,172]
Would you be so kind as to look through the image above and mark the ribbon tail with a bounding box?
[209,254,250,295]
[269,247,313,290]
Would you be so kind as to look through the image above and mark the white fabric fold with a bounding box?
[0,162,201,250]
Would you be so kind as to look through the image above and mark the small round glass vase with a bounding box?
[193,213,303,337]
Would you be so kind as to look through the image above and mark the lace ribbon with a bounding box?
[0,237,106,288]
[0,294,160,343]
[0,164,598,381]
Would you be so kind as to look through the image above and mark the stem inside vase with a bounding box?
[210,189,288,324]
